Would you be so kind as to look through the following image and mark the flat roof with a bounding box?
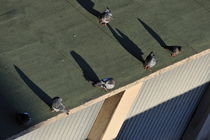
[1,0,210,138]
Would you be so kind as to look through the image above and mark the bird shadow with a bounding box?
[138,18,181,52]
[70,51,100,83]
[107,24,145,64]
[76,0,101,18]
[14,65,53,107]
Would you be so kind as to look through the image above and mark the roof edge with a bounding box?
[8,48,210,140]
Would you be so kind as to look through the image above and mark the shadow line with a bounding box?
[70,51,99,83]
[116,83,209,139]
[138,18,168,49]
[76,0,101,17]
[107,24,145,64]
[138,18,183,53]
[14,65,52,107]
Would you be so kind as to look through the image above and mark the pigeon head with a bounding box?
[177,46,181,52]
[150,52,155,57]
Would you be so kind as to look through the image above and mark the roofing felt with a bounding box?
[0,0,210,138]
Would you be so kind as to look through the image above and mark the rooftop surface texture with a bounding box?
[1,0,210,138]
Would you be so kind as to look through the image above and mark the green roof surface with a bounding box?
[1,0,210,138]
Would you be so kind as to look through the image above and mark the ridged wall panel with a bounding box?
[117,53,210,140]
[16,101,104,140]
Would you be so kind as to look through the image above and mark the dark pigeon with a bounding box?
[169,46,182,56]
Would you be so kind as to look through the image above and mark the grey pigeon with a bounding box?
[93,78,115,91]
[51,97,69,115]
[99,7,112,25]
[144,52,157,71]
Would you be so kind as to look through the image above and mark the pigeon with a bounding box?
[16,112,32,126]
[93,78,115,91]
[144,52,157,71]
[99,7,112,26]
[169,46,181,56]
[51,97,69,115]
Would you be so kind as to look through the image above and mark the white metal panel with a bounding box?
[16,101,104,140]
[117,53,210,140]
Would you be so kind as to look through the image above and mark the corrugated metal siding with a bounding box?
[16,101,104,140]
[197,114,210,140]
[117,53,210,140]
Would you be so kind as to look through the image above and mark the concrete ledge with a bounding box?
[87,92,124,140]
[101,82,143,140]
